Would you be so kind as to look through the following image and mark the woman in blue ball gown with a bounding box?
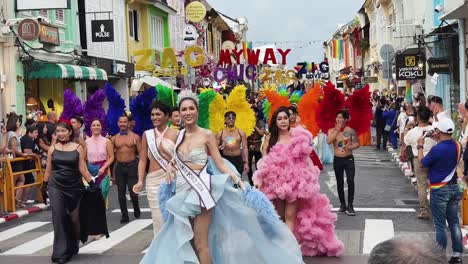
[140,91,304,264]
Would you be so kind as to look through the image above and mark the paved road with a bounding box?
[0,147,465,263]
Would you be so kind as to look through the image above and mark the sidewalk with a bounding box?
[0,203,49,224]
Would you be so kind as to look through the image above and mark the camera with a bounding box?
[434,4,444,13]
[423,130,434,138]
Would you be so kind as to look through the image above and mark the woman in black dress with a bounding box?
[42,122,97,264]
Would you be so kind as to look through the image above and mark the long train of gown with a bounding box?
[253,127,344,256]
[140,149,304,264]
[145,169,165,234]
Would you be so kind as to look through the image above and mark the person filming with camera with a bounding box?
[403,106,437,220]
[417,117,464,264]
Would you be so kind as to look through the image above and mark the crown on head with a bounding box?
[177,89,199,106]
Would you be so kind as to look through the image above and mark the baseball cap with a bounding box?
[433,118,455,134]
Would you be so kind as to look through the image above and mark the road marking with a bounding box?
[0,222,50,242]
[331,207,416,213]
[1,231,54,255]
[362,219,394,254]
[111,208,152,213]
[80,219,152,254]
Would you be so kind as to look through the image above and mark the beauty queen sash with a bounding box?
[174,129,215,210]
[145,128,169,171]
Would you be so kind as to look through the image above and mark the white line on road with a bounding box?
[0,222,50,242]
[331,207,416,213]
[362,219,394,254]
[80,219,153,254]
[1,231,54,255]
[111,208,152,213]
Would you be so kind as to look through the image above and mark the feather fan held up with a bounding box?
[130,88,157,136]
[315,82,345,133]
[83,88,107,137]
[155,84,178,108]
[105,83,126,136]
[298,83,321,136]
[197,88,217,129]
[60,89,83,121]
[264,90,290,125]
[345,85,373,136]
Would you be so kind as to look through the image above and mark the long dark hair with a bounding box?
[36,122,50,144]
[267,106,290,153]
[6,112,20,132]
[56,122,74,142]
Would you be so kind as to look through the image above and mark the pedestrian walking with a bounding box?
[216,111,249,175]
[133,100,178,234]
[85,119,114,206]
[111,114,142,224]
[327,110,360,216]
[42,122,103,264]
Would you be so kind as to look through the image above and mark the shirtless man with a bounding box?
[133,100,178,233]
[216,111,249,175]
[327,110,360,216]
[111,114,142,224]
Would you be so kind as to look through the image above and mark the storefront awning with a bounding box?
[28,62,108,81]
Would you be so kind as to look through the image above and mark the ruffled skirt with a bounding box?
[140,159,304,264]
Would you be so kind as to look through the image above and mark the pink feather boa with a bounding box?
[253,127,344,256]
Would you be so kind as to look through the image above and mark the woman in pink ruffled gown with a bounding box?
[254,106,344,257]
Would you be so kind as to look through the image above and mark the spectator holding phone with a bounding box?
[404,106,437,220]
[417,118,464,264]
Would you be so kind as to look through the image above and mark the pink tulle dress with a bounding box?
[253,127,344,257]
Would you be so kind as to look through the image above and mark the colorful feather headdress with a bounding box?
[345,85,373,136]
[130,88,157,136]
[83,88,107,136]
[156,84,178,108]
[105,83,126,136]
[205,85,256,136]
[316,82,346,133]
[298,83,322,136]
[60,89,83,121]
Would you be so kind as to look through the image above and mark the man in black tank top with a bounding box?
[216,111,249,176]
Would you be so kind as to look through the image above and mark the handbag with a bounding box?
[384,125,392,132]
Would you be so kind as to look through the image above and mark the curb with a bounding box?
[0,203,49,224]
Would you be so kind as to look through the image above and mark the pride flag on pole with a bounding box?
[405,80,412,103]
[243,41,252,60]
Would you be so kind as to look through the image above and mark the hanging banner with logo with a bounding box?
[91,20,114,42]
[396,52,426,80]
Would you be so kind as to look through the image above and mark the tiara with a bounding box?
[177,89,199,106]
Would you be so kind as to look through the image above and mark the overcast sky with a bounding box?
[211,0,363,67]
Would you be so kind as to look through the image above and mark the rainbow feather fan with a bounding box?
[316,82,345,133]
[298,83,321,136]
[105,83,126,136]
[130,88,157,136]
[197,88,218,129]
[155,84,178,108]
[60,89,83,121]
[346,85,373,136]
[208,93,226,134]
[83,89,107,137]
[226,85,256,137]
[265,90,290,125]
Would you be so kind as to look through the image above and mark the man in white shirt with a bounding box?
[404,106,437,220]
[430,96,451,122]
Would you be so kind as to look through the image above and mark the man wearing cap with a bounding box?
[417,118,463,264]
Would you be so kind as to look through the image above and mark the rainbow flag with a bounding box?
[243,41,252,60]
[405,80,412,102]
[333,39,339,58]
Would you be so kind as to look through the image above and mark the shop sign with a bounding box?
[396,53,425,80]
[183,24,198,46]
[96,58,134,78]
[362,76,378,83]
[91,20,114,42]
[18,18,40,41]
[427,57,450,75]
[39,22,60,46]
[219,48,292,65]
[185,1,206,23]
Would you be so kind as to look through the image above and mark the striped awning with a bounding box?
[27,61,108,81]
